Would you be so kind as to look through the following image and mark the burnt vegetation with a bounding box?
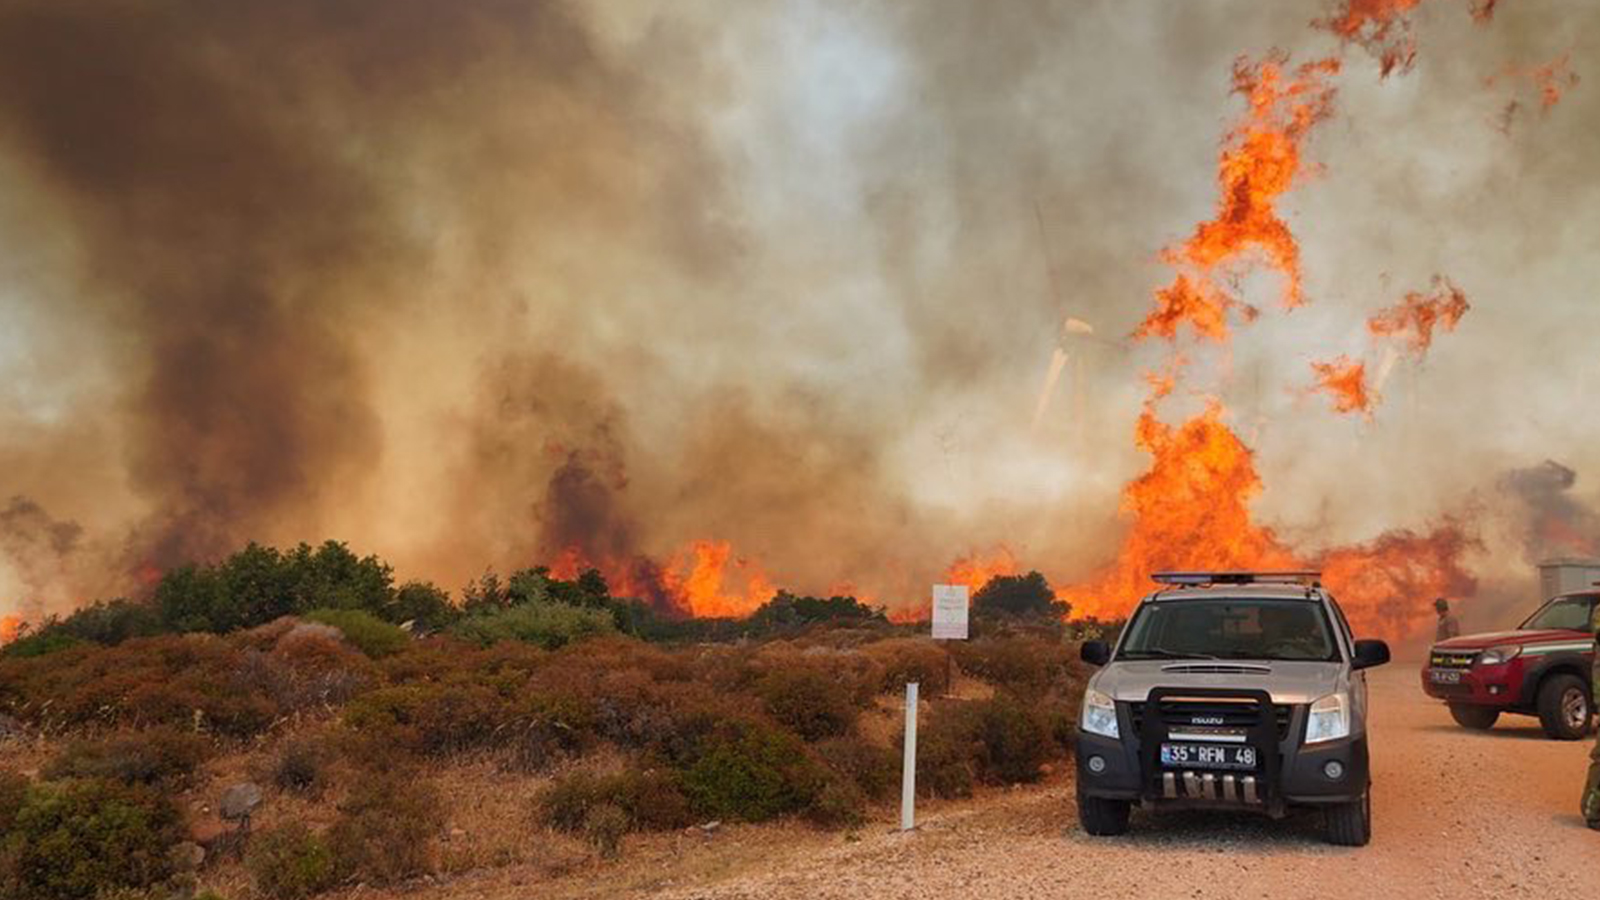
[0,542,1094,899]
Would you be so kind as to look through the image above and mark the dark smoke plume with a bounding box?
[1497,460,1600,561]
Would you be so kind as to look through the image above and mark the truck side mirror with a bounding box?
[1352,639,1390,670]
[1081,640,1111,667]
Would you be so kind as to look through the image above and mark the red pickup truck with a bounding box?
[1421,590,1596,740]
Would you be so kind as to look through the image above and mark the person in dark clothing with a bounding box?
[1434,597,1460,642]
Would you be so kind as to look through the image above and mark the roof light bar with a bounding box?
[1152,571,1323,586]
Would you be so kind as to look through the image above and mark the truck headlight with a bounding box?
[1305,692,1350,744]
[1081,688,1120,740]
[1476,645,1522,666]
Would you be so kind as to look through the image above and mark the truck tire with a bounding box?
[1078,794,1131,836]
[1536,674,1592,741]
[1448,704,1499,730]
[1324,785,1371,847]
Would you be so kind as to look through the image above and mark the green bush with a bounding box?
[806,773,867,828]
[44,728,209,788]
[272,733,337,794]
[2,779,182,900]
[863,639,950,696]
[538,769,693,834]
[904,713,974,799]
[678,720,825,822]
[814,736,898,801]
[246,823,339,900]
[754,669,857,741]
[303,609,409,658]
[582,803,628,859]
[389,581,457,631]
[327,772,444,885]
[0,628,85,659]
[449,601,614,650]
[0,769,26,833]
[964,694,1049,784]
[952,636,1074,691]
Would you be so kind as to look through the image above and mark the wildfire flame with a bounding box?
[1135,54,1339,342]
[1309,356,1376,416]
[942,546,1021,596]
[0,615,21,645]
[1316,0,1424,77]
[551,538,775,619]
[1367,277,1471,353]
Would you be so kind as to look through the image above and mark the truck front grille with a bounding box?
[1429,651,1477,669]
[1130,698,1292,739]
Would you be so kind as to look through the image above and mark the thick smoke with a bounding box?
[0,1,1597,623]
[1497,461,1600,561]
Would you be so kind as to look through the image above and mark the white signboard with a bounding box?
[931,584,969,640]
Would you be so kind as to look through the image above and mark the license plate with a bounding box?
[1160,743,1257,770]
[1430,669,1461,684]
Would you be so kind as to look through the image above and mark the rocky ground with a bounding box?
[433,664,1595,900]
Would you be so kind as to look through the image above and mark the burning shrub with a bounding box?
[754,668,857,741]
[1,778,183,900]
[677,719,826,822]
[538,769,693,835]
[43,727,210,788]
[861,638,950,696]
[449,601,614,650]
[326,772,444,885]
[303,608,409,658]
[245,823,339,900]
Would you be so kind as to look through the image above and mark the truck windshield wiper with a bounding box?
[1120,648,1219,660]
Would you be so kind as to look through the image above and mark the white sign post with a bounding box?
[900,681,918,831]
[931,584,969,640]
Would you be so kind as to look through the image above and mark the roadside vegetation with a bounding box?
[0,541,1104,900]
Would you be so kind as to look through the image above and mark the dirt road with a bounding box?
[629,665,1595,900]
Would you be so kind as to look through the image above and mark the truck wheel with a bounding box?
[1324,786,1371,847]
[1448,704,1499,730]
[1537,674,1592,741]
[1077,794,1131,836]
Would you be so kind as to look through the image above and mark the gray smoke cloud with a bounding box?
[0,0,1597,622]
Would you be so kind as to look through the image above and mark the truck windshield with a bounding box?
[1520,595,1597,631]
[1118,598,1339,662]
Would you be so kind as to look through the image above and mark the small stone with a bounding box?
[220,783,263,821]
[699,820,722,835]
[170,841,206,871]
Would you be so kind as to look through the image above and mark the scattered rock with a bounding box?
[170,841,206,871]
[698,821,722,835]
[220,783,263,822]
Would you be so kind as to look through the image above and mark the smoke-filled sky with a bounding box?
[0,0,1597,629]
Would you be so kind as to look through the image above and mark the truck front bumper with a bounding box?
[1419,664,1522,705]
[1075,732,1370,809]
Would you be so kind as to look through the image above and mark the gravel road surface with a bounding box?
[643,665,1596,900]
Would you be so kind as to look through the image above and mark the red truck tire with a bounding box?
[1449,704,1499,730]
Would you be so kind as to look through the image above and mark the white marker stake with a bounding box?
[901,681,918,831]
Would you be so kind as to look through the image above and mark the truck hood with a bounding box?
[1092,660,1343,706]
[1433,629,1592,651]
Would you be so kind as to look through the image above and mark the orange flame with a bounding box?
[0,615,21,645]
[665,539,775,619]
[942,547,1022,596]
[1316,0,1424,77]
[1309,356,1375,416]
[1366,276,1470,354]
[1135,54,1339,342]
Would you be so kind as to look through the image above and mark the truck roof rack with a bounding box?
[1152,571,1322,587]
